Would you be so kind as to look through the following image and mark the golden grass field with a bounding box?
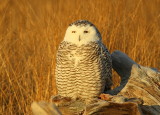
[0,0,160,114]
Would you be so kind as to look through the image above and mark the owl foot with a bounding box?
[50,95,73,106]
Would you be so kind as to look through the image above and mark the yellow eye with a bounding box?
[84,31,88,33]
[72,31,76,33]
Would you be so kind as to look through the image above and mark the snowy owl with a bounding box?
[55,20,112,103]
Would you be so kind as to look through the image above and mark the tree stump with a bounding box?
[31,50,160,115]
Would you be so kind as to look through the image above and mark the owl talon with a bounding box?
[51,95,73,106]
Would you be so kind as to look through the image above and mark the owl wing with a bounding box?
[101,43,112,90]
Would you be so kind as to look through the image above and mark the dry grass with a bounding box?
[0,0,159,114]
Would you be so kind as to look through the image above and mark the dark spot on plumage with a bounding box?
[69,20,94,27]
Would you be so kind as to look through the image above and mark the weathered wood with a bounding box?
[31,101,62,115]
[111,50,138,80]
[109,50,160,115]
[31,50,160,115]
[32,95,142,115]
[106,50,139,95]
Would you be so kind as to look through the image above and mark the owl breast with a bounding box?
[55,41,112,102]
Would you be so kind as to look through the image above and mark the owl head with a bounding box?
[64,20,102,45]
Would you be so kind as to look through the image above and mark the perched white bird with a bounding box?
[55,20,112,103]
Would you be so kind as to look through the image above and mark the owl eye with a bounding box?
[84,31,88,33]
[72,31,76,33]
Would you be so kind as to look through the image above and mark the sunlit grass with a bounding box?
[0,0,159,114]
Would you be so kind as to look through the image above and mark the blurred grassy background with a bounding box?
[0,0,159,114]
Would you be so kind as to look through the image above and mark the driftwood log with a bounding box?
[109,50,160,115]
[31,50,160,115]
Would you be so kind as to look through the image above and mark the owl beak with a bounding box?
[79,35,81,41]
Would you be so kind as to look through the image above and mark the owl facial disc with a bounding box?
[64,20,102,46]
